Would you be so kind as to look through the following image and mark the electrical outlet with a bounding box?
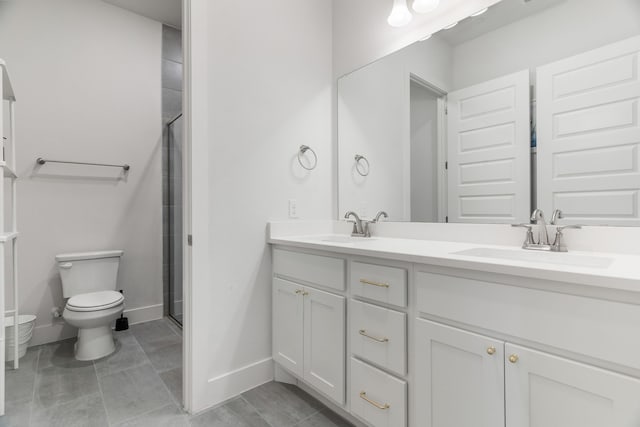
[288,199,299,218]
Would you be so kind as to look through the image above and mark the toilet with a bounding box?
[56,250,125,361]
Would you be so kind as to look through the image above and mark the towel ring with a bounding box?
[298,145,318,171]
[355,154,370,176]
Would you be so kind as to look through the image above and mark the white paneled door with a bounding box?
[447,70,531,223]
[537,36,640,225]
[272,278,304,377]
[415,319,505,427]
[303,286,345,404]
[505,344,640,427]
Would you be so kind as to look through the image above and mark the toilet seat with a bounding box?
[66,290,124,312]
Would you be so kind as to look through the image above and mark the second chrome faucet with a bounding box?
[344,211,388,238]
[513,209,581,252]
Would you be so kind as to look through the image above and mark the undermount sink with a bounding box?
[315,235,377,244]
[452,247,614,269]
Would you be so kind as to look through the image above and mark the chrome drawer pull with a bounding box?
[360,279,390,288]
[359,329,389,343]
[359,391,390,410]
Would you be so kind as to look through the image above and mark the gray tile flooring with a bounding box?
[2,318,352,427]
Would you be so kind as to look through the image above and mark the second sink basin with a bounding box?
[452,247,613,269]
[316,235,377,244]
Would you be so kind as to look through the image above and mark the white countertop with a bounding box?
[268,233,640,293]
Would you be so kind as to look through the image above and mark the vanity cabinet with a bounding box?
[415,318,640,427]
[414,319,505,427]
[273,277,346,404]
[271,242,640,427]
[505,344,640,427]
[272,249,346,405]
[415,269,640,427]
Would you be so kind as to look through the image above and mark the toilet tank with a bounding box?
[56,250,124,298]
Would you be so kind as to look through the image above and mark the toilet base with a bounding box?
[75,326,116,361]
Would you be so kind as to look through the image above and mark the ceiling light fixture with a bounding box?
[420,34,433,41]
[387,0,413,27]
[412,0,440,14]
[470,7,489,17]
[443,21,458,30]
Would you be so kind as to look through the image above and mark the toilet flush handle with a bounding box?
[59,262,73,269]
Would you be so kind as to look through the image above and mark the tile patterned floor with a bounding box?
[1,318,353,427]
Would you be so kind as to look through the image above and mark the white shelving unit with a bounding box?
[0,58,19,417]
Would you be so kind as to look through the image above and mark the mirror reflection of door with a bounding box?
[410,79,446,223]
[446,70,531,224]
[337,0,640,227]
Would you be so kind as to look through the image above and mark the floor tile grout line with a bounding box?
[92,357,112,426]
[27,347,42,427]
[138,325,184,412]
[238,394,277,427]
[292,407,323,427]
[104,330,177,425]
[112,400,181,426]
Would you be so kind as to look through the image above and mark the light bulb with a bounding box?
[412,0,440,14]
[470,7,489,17]
[420,34,432,41]
[443,21,458,30]
[387,0,413,27]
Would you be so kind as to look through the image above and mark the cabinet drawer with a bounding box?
[350,358,406,427]
[350,261,407,307]
[350,300,406,376]
[416,270,640,371]
[273,249,345,291]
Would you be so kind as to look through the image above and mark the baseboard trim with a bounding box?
[124,303,164,325]
[194,357,274,413]
[29,303,164,347]
[30,322,76,347]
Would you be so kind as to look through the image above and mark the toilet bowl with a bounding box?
[62,290,124,361]
[56,250,125,361]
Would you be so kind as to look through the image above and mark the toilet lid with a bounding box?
[67,291,124,312]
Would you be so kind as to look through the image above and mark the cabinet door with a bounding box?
[303,286,346,404]
[273,278,304,377]
[415,319,505,427]
[506,344,640,427]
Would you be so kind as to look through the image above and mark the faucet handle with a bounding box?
[512,223,536,246]
[552,225,582,252]
[512,223,533,230]
[556,224,582,232]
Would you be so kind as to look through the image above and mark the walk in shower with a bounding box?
[166,114,183,325]
[162,24,184,326]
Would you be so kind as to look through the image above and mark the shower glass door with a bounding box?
[167,114,183,325]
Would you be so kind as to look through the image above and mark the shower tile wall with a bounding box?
[162,25,183,320]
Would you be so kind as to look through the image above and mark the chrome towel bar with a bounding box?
[36,157,130,171]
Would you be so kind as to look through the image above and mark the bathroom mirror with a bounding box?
[338,0,640,226]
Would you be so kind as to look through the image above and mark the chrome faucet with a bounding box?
[550,209,563,225]
[530,209,550,246]
[373,211,388,223]
[344,211,368,237]
[513,209,582,252]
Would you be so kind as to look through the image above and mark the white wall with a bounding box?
[0,0,163,344]
[338,38,451,221]
[332,0,502,78]
[188,0,333,413]
[452,0,640,90]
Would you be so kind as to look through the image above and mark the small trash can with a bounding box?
[5,314,36,361]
